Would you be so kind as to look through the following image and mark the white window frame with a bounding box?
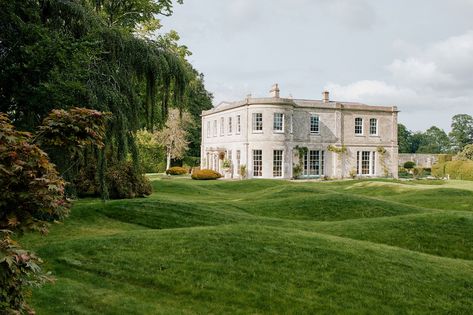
[220,117,225,136]
[252,113,263,133]
[206,121,210,138]
[273,113,284,133]
[273,150,284,177]
[228,117,233,134]
[303,150,324,176]
[310,114,320,134]
[236,150,241,174]
[357,151,376,175]
[213,120,217,137]
[253,149,263,177]
[236,115,241,134]
[355,117,363,135]
[369,118,378,136]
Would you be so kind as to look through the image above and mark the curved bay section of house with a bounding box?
[201,85,399,179]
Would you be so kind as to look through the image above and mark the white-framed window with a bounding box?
[220,117,224,136]
[228,117,233,134]
[273,150,283,177]
[369,118,378,135]
[252,113,263,132]
[273,113,284,132]
[236,150,241,174]
[253,149,262,177]
[206,121,210,138]
[290,114,293,134]
[355,117,363,135]
[213,120,217,137]
[303,150,324,176]
[310,114,320,134]
[357,151,376,175]
[228,149,232,169]
[236,115,241,134]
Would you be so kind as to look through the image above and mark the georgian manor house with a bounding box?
[201,84,399,179]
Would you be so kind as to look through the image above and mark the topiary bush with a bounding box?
[166,166,188,175]
[106,162,152,199]
[191,169,222,180]
[403,161,416,169]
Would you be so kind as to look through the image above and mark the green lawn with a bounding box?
[21,178,473,314]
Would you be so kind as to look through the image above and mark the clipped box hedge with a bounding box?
[166,166,188,175]
[191,169,222,180]
[432,160,473,180]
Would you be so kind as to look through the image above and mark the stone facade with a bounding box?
[201,85,399,179]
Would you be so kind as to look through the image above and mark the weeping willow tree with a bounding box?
[0,0,190,197]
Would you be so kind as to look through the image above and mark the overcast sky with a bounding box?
[162,0,473,131]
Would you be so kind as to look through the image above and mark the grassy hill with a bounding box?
[21,178,473,314]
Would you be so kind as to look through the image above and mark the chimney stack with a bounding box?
[270,84,280,98]
[322,90,330,103]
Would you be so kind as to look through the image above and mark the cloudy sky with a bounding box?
[162,0,473,131]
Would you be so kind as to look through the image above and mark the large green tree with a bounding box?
[417,126,451,153]
[449,114,473,152]
[398,124,413,153]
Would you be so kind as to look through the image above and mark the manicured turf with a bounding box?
[21,178,473,314]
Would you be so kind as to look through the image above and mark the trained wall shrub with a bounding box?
[166,166,188,175]
[191,169,222,180]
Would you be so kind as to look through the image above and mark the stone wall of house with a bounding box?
[201,90,399,179]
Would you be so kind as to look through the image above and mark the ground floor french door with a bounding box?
[303,150,324,177]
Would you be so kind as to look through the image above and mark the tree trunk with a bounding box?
[166,150,171,170]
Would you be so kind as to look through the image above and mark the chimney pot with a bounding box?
[322,90,330,103]
[270,83,280,98]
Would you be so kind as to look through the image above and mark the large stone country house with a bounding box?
[201,84,399,179]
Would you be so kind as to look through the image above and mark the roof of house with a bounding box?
[202,96,398,116]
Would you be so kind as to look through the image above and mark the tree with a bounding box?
[449,114,473,152]
[88,0,183,30]
[0,113,70,314]
[456,144,473,161]
[417,126,451,153]
[155,108,192,170]
[398,124,413,153]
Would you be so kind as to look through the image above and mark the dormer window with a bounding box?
[355,117,363,135]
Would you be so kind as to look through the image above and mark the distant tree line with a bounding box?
[398,114,473,154]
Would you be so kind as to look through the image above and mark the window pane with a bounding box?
[355,118,363,134]
[252,113,263,131]
[220,117,224,135]
[228,117,233,134]
[253,150,263,177]
[310,114,320,133]
[237,115,241,134]
[273,113,283,131]
[303,150,324,176]
[273,150,283,177]
[370,118,377,135]
[236,150,241,174]
[362,151,370,174]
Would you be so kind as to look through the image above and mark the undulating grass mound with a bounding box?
[20,178,473,314]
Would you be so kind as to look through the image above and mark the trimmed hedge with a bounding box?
[437,154,453,164]
[191,169,222,180]
[166,166,188,175]
[432,160,473,181]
